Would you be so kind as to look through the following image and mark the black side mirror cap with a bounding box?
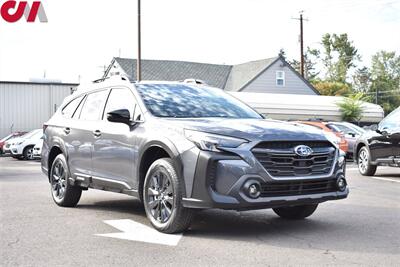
[107,109,131,125]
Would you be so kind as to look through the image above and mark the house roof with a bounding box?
[105,56,319,94]
[111,58,232,89]
[224,57,278,91]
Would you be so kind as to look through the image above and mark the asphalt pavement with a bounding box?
[1,157,399,266]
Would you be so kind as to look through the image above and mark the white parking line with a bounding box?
[368,176,400,183]
[96,219,182,246]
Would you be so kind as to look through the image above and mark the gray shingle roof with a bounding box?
[114,58,232,89]
[106,56,317,93]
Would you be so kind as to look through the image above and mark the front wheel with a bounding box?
[50,154,82,207]
[143,158,194,233]
[273,204,318,220]
[23,146,34,160]
[357,147,377,176]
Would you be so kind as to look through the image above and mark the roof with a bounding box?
[112,58,232,89]
[224,57,278,91]
[104,56,319,94]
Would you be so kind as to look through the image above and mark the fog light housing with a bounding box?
[336,177,347,192]
[243,180,261,199]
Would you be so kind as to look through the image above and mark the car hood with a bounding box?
[6,137,24,145]
[161,118,329,142]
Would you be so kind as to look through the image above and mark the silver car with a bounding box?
[42,77,348,233]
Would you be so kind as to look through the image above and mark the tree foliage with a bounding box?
[321,33,360,83]
[369,51,400,114]
[337,93,365,122]
[312,81,352,96]
[289,47,320,81]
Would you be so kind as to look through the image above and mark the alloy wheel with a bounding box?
[26,148,34,160]
[146,170,174,223]
[51,161,67,200]
[358,149,368,173]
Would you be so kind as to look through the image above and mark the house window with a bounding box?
[276,71,285,86]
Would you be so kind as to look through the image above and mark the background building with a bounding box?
[0,81,77,138]
[104,56,319,95]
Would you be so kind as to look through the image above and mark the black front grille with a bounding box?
[252,141,336,177]
[260,179,337,197]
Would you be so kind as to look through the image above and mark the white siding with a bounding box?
[0,82,75,138]
[242,60,317,95]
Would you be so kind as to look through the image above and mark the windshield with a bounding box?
[136,84,262,119]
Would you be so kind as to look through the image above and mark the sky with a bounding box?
[0,0,399,84]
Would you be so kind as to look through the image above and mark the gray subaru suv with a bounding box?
[42,76,348,233]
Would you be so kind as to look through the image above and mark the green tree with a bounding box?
[369,51,400,114]
[289,47,320,81]
[337,93,365,122]
[312,81,352,96]
[321,33,360,83]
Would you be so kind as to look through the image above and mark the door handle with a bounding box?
[93,130,102,137]
[64,127,71,135]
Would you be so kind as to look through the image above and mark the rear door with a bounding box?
[66,90,109,178]
[92,87,143,186]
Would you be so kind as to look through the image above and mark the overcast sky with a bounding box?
[0,0,399,83]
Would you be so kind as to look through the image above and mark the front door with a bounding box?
[92,88,142,187]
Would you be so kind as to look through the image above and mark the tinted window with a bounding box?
[79,90,109,121]
[62,96,84,118]
[136,84,261,119]
[104,88,139,120]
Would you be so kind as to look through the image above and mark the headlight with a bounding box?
[184,129,248,152]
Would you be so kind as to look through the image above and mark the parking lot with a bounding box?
[1,157,399,266]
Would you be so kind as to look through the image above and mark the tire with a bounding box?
[273,204,318,220]
[23,146,34,160]
[357,146,377,176]
[143,158,194,233]
[50,154,82,207]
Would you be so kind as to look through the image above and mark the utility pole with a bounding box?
[137,0,142,82]
[300,12,304,78]
[292,11,307,78]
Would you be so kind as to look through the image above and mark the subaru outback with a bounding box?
[42,76,348,233]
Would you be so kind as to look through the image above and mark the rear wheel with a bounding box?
[50,154,82,207]
[273,204,318,220]
[143,158,194,233]
[23,146,34,160]
[357,147,377,176]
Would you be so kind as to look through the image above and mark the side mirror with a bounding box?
[107,109,131,125]
[346,132,356,137]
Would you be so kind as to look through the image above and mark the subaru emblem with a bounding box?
[294,145,313,157]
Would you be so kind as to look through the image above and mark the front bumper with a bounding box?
[182,147,348,210]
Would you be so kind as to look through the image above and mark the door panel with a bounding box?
[92,88,142,187]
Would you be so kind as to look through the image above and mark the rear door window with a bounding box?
[79,90,109,121]
[62,96,84,118]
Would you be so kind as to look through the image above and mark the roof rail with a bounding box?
[92,74,129,84]
[181,78,207,85]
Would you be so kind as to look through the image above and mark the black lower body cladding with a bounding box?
[182,150,348,210]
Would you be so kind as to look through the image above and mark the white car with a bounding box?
[33,139,43,159]
[9,129,43,160]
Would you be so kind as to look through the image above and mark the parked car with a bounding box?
[42,77,348,233]
[0,132,27,154]
[326,122,366,158]
[9,129,43,160]
[297,121,349,154]
[33,139,44,159]
[355,107,400,175]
